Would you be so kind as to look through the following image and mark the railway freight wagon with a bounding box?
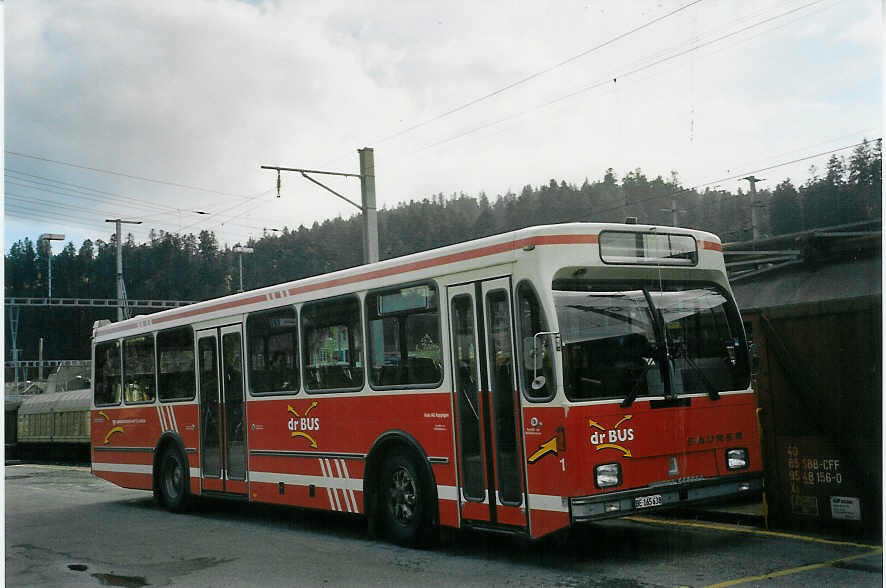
[16,389,91,462]
[5,396,23,458]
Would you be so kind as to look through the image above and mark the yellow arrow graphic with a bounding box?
[588,419,605,431]
[97,411,109,421]
[287,405,299,417]
[303,401,318,416]
[528,436,559,464]
[104,426,124,445]
[595,443,632,457]
[291,431,318,448]
[614,415,633,428]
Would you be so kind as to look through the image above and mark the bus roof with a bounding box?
[94,222,722,340]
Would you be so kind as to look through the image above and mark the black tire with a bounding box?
[378,448,434,546]
[158,446,189,513]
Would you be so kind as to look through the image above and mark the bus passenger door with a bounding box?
[448,279,527,529]
[481,278,527,528]
[196,325,248,495]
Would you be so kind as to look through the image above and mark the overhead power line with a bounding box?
[371,0,705,147]
[5,150,255,200]
[4,178,176,215]
[5,168,286,230]
[421,0,830,151]
[5,168,189,213]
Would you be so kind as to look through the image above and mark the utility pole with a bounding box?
[261,147,379,264]
[232,246,254,292]
[105,219,142,321]
[742,176,765,241]
[8,306,20,390]
[38,338,44,382]
[358,148,379,264]
[660,198,687,227]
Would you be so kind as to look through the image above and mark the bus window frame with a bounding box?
[246,304,301,397]
[94,338,123,407]
[301,293,366,394]
[156,325,197,403]
[515,279,556,403]
[553,278,751,403]
[122,332,158,406]
[598,230,699,267]
[365,279,444,392]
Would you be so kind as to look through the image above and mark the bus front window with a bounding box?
[555,289,660,402]
[554,281,749,402]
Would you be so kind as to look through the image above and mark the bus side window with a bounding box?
[246,306,299,395]
[516,282,555,401]
[366,283,442,389]
[302,296,364,392]
[123,335,156,404]
[94,340,122,406]
[157,327,196,401]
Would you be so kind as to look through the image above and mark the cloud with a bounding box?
[4,0,882,251]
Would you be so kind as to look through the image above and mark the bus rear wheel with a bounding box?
[159,446,189,513]
[379,448,432,546]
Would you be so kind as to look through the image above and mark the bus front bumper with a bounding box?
[569,473,763,523]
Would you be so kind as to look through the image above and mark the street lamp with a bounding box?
[38,233,65,299]
[232,246,254,293]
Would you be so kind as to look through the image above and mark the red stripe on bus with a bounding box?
[702,240,722,252]
[287,234,599,297]
[152,293,268,324]
[98,233,598,333]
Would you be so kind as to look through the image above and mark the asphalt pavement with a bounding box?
[5,463,882,587]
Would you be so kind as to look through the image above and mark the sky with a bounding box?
[3,0,882,255]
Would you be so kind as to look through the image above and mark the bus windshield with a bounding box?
[553,280,750,402]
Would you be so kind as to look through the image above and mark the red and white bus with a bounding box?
[91,222,762,543]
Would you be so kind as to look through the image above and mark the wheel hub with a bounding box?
[165,457,182,499]
[389,467,417,525]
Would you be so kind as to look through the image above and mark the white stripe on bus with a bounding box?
[245,474,570,515]
[156,405,167,431]
[528,493,569,512]
[93,462,152,474]
[324,458,344,512]
[437,485,458,501]
[250,470,364,491]
[333,459,354,513]
[95,462,200,480]
[166,405,178,432]
[339,459,359,513]
[317,459,339,511]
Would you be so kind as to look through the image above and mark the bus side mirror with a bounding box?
[526,331,560,382]
[523,337,543,370]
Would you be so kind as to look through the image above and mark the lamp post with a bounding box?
[38,233,65,299]
[232,246,254,293]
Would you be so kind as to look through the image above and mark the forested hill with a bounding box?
[5,140,881,361]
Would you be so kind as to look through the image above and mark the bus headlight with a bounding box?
[595,463,622,488]
[726,448,749,470]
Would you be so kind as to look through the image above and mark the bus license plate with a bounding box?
[634,494,663,509]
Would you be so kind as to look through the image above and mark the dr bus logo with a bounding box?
[589,415,635,457]
[287,401,320,448]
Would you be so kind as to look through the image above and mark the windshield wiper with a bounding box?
[672,345,720,401]
[621,356,655,408]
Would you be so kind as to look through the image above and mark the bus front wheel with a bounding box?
[159,446,189,513]
[379,448,432,546]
